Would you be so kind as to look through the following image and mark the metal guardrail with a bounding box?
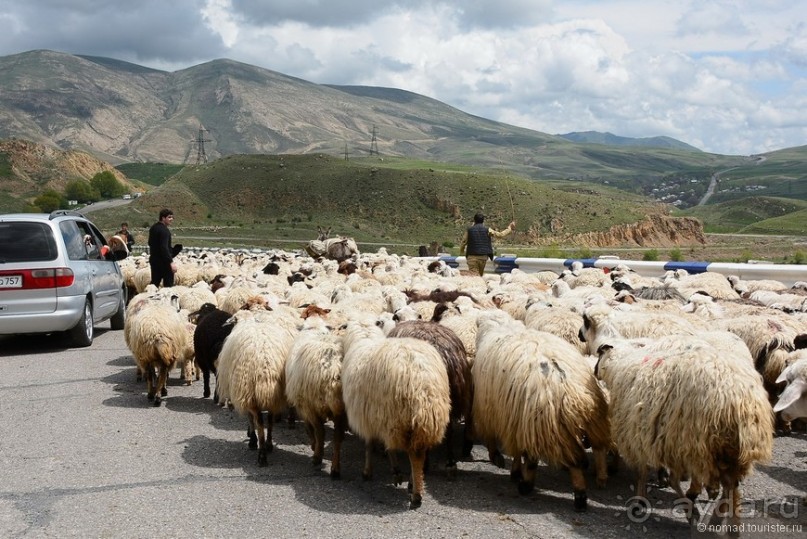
[434,255,807,287]
[125,244,806,287]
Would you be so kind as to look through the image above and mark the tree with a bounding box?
[90,170,126,198]
[65,179,100,203]
[33,189,67,212]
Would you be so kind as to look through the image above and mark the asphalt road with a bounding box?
[0,324,805,539]
[78,198,134,214]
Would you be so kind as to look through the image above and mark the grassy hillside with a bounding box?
[706,146,807,203]
[89,153,660,250]
[676,196,807,233]
[115,162,184,186]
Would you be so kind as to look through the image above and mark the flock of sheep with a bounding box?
[118,246,807,529]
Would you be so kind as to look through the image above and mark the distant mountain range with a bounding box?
[0,49,740,185]
[557,131,701,152]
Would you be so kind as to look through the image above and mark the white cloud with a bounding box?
[675,1,750,38]
[0,0,805,154]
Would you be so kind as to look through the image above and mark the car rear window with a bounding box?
[0,222,59,262]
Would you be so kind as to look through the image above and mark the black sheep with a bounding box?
[190,303,234,400]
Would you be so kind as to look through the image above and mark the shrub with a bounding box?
[669,247,683,262]
[642,249,659,261]
[442,241,454,248]
[33,189,67,212]
[740,249,754,262]
[538,244,565,259]
[793,250,805,265]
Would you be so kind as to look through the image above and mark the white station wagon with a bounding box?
[0,211,126,347]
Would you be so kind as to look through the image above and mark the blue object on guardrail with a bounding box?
[663,261,710,274]
[439,255,459,269]
[494,256,519,274]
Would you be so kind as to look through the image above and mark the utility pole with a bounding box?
[191,126,212,165]
[369,125,379,156]
[344,142,350,161]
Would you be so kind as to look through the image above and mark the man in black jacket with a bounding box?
[148,208,177,287]
[459,212,515,276]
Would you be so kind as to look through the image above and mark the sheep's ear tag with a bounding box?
[773,379,806,412]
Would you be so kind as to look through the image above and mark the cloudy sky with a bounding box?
[0,0,805,155]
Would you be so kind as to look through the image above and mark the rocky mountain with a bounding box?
[0,139,134,201]
[0,50,554,167]
[0,50,738,183]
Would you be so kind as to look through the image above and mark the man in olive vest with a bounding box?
[460,212,515,276]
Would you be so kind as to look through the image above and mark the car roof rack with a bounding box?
[49,210,85,220]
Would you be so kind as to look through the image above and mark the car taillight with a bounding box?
[1,268,76,289]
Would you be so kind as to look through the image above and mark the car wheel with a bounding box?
[68,298,94,347]
[110,290,126,330]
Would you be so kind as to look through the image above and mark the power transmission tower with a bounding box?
[369,125,379,156]
[191,126,212,164]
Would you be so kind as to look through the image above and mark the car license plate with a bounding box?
[0,275,23,288]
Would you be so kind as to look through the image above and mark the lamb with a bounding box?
[773,358,807,421]
[341,317,451,509]
[594,335,773,527]
[215,311,299,465]
[284,316,347,478]
[473,310,612,512]
[385,318,473,478]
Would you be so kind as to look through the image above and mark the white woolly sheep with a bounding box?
[385,318,473,478]
[473,310,612,512]
[714,315,802,431]
[432,300,485,363]
[524,300,586,354]
[284,316,347,478]
[215,311,299,465]
[727,274,788,295]
[578,301,709,356]
[594,334,773,528]
[665,270,740,300]
[126,300,190,406]
[561,263,611,288]
[341,317,451,509]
